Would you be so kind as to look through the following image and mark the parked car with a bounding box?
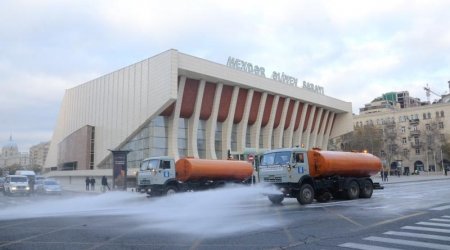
[36,179,62,195]
[0,177,5,192]
[3,175,30,196]
[34,176,46,191]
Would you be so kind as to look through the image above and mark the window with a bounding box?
[413,125,418,131]
[439,122,444,129]
[436,111,440,117]
[140,160,149,171]
[402,138,407,144]
[401,126,406,133]
[427,112,431,119]
[415,148,420,155]
[403,149,408,157]
[414,137,420,144]
[423,113,427,119]
[295,153,304,163]
[426,124,430,130]
[161,160,171,169]
[441,111,445,117]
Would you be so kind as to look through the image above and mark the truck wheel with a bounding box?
[359,179,373,198]
[165,186,178,196]
[268,194,284,205]
[297,184,314,205]
[346,180,360,200]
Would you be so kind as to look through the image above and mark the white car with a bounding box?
[3,175,30,196]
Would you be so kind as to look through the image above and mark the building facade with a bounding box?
[353,101,450,174]
[44,49,353,175]
[29,142,50,168]
[0,136,30,170]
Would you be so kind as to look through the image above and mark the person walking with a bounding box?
[90,177,96,191]
[101,176,110,192]
[85,177,90,191]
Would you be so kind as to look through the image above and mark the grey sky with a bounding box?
[1,0,449,151]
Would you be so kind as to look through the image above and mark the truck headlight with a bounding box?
[25,187,30,190]
[11,187,17,190]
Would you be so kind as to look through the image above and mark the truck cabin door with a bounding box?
[293,152,308,176]
[158,160,175,181]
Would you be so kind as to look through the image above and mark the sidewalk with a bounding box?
[61,184,136,194]
[372,172,450,184]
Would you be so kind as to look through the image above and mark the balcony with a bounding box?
[385,122,396,128]
[410,130,421,137]
[409,118,420,125]
[410,142,422,148]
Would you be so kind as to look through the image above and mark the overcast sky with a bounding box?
[1,0,449,152]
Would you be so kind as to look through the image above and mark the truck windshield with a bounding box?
[260,151,291,166]
[140,159,159,170]
[11,177,28,182]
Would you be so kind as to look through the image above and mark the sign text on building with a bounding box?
[226,56,324,94]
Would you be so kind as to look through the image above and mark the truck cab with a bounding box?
[259,147,309,185]
[3,175,31,196]
[136,156,178,195]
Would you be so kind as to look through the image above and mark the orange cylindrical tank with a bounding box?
[307,150,382,178]
[175,158,253,182]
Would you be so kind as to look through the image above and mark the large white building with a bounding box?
[44,49,353,179]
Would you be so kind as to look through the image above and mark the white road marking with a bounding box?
[384,231,450,241]
[417,222,450,228]
[364,236,450,250]
[402,225,450,233]
[339,242,402,250]
[431,205,450,211]
[431,218,450,223]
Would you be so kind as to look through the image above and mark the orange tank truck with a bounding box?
[176,158,254,182]
[307,150,382,178]
[259,147,383,205]
[136,156,254,196]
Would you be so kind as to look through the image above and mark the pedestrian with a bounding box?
[90,177,96,191]
[445,167,448,176]
[101,176,110,192]
[85,177,90,191]
[380,171,384,182]
[383,171,388,182]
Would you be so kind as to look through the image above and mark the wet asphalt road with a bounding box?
[0,179,450,249]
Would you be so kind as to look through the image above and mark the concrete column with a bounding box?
[221,86,240,159]
[283,100,299,148]
[293,103,308,147]
[187,80,205,158]
[316,110,330,149]
[310,107,323,148]
[322,112,335,150]
[205,83,223,159]
[236,89,254,153]
[167,76,186,160]
[250,92,267,149]
[273,97,290,148]
[302,105,316,149]
[262,95,279,149]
